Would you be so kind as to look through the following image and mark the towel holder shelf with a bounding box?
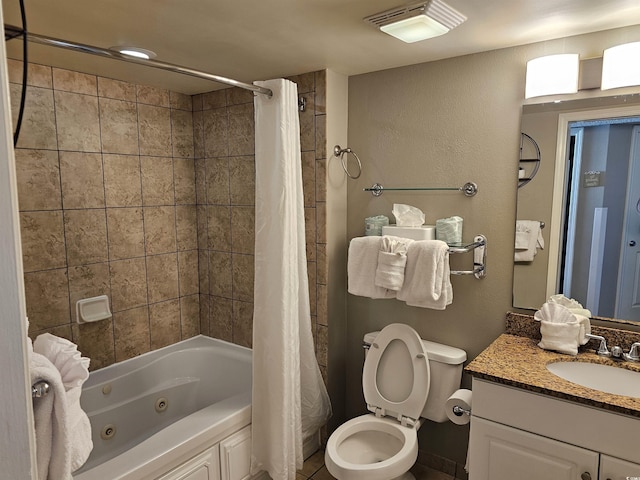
[32,380,50,398]
[449,234,486,279]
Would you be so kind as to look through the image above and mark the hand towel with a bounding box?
[374,235,413,291]
[31,352,72,480]
[535,303,583,355]
[34,334,93,472]
[514,220,544,262]
[397,240,452,310]
[348,236,396,299]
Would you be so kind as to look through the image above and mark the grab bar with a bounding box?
[32,380,50,398]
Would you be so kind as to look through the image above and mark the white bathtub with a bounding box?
[73,335,253,480]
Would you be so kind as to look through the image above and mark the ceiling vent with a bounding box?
[364,0,466,31]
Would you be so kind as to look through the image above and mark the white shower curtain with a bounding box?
[251,79,332,480]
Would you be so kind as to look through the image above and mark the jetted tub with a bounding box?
[73,335,253,480]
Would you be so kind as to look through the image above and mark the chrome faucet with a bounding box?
[623,342,640,362]
[585,334,611,357]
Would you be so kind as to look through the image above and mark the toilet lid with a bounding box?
[362,323,430,422]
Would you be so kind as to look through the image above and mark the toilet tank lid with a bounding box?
[363,331,466,365]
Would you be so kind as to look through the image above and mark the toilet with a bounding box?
[325,323,467,480]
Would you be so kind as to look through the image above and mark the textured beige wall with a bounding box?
[345,25,640,469]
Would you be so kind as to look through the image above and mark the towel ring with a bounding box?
[334,145,362,179]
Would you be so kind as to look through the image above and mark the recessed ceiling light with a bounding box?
[110,46,157,60]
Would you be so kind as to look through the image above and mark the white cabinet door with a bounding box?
[220,426,252,480]
[600,454,640,480]
[469,417,598,480]
[158,445,221,480]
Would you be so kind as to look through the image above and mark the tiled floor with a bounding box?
[297,451,456,480]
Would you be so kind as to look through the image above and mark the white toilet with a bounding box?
[325,323,467,480]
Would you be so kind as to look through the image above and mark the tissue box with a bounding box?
[436,216,463,244]
[382,225,436,241]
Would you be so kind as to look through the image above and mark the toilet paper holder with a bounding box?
[452,405,471,417]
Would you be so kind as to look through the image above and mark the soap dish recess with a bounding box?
[76,295,112,324]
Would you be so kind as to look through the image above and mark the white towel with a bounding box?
[348,236,396,299]
[397,240,452,310]
[34,334,93,473]
[374,236,413,291]
[514,220,544,262]
[31,352,73,480]
[535,303,588,355]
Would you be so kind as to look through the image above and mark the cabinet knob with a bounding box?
[580,473,591,480]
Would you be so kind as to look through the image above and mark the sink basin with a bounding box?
[546,361,640,397]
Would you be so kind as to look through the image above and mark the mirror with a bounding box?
[513,94,640,323]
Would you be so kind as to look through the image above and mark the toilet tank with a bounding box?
[363,332,466,423]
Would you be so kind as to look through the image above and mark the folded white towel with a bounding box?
[535,303,589,354]
[31,352,72,480]
[374,236,413,291]
[34,334,93,473]
[514,220,544,262]
[348,236,396,299]
[397,240,452,310]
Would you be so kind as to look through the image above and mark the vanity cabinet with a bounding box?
[469,379,640,480]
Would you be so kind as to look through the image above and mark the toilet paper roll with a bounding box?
[445,389,472,425]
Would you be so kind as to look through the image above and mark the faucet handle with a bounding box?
[623,342,640,362]
[585,334,611,357]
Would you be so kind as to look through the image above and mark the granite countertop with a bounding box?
[465,313,640,419]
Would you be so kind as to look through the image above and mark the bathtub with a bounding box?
[73,335,253,480]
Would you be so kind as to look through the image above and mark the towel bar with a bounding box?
[32,380,50,398]
[449,235,486,279]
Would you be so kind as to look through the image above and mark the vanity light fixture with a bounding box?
[364,0,466,44]
[601,42,640,90]
[110,46,157,60]
[525,54,580,99]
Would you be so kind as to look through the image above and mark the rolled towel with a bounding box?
[348,236,396,299]
[535,303,584,355]
[547,294,592,319]
[374,236,413,291]
[397,240,452,310]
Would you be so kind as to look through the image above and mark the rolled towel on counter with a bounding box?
[535,303,587,355]
[374,236,413,291]
[348,236,396,299]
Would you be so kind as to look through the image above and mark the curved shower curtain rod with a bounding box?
[3,24,273,98]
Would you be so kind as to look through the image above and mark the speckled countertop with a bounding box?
[465,312,640,418]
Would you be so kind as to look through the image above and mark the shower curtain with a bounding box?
[251,79,332,480]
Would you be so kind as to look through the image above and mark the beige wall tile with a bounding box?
[302,151,316,207]
[68,263,111,323]
[228,104,254,156]
[198,250,210,294]
[180,295,200,338]
[315,114,327,159]
[231,206,254,254]
[195,159,207,204]
[314,70,326,115]
[11,85,57,150]
[209,296,232,342]
[316,202,327,244]
[52,68,97,95]
[106,207,145,260]
[20,211,66,272]
[146,253,179,303]
[304,207,317,262]
[99,98,140,155]
[170,91,193,111]
[316,324,328,367]
[97,77,136,101]
[229,156,254,206]
[113,306,150,361]
[24,268,70,332]
[203,90,226,110]
[203,108,228,157]
[110,258,148,312]
[15,149,61,211]
[174,158,196,205]
[232,300,253,348]
[28,324,73,343]
[193,110,205,158]
[59,152,105,209]
[176,205,197,251]
[178,250,199,296]
[192,93,204,112]
[8,60,52,88]
[54,91,101,152]
[206,157,230,205]
[288,72,315,94]
[232,253,254,302]
[299,106,315,152]
[207,205,231,251]
[72,319,115,370]
[103,154,142,207]
[199,293,210,335]
[172,109,194,158]
[137,85,170,107]
[149,299,181,349]
[226,87,253,106]
[317,283,328,327]
[315,159,327,203]
[138,104,171,156]
[144,206,177,255]
[308,261,317,316]
[64,209,109,266]
[317,244,328,285]
[197,205,208,250]
[141,156,175,205]
[208,251,232,297]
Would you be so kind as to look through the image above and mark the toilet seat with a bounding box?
[325,414,418,480]
[362,323,430,425]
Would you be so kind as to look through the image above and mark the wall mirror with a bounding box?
[514,94,640,323]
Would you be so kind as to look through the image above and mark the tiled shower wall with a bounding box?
[10,59,329,377]
[10,60,199,370]
[194,71,329,377]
